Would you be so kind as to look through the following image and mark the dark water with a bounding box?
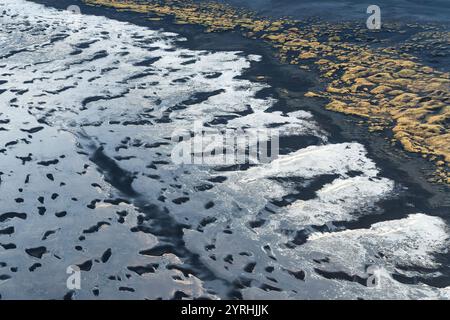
[216,0,450,22]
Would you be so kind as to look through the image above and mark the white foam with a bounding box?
[307,213,448,270]
[283,176,394,226]
[240,143,381,182]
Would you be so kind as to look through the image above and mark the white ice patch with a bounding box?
[283,176,395,226]
[240,143,381,182]
[306,213,449,271]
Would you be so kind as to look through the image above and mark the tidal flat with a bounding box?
[0,0,449,299]
[81,0,450,184]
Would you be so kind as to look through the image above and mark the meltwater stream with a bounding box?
[0,0,449,299]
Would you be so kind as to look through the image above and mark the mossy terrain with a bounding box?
[84,0,450,184]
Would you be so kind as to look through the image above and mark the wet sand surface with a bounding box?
[0,0,449,299]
